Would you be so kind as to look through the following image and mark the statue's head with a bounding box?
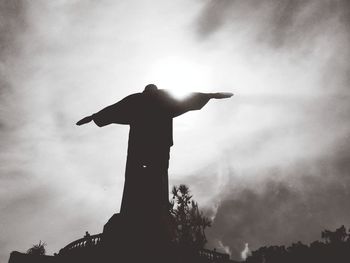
[143,84,158,94]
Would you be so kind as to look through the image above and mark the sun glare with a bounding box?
[146,56,213,99]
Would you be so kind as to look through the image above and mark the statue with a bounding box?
[77,84,232,218]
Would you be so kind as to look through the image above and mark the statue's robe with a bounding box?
[92,90,210,217]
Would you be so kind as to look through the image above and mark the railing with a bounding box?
[59,233,102,254]
[59,232,230,262]
[198,248,230,262]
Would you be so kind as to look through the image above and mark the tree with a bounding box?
[169,184,211,250]
[26,240,46,256]
[321,225,347,244]
[246,226,350,263]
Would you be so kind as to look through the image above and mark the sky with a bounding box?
[1,0,350,261]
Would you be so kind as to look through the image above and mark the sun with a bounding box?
[146,56,213,99]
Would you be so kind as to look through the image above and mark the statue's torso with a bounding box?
[127,92,174,164]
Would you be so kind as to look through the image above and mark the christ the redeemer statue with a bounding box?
[77,84,232,218]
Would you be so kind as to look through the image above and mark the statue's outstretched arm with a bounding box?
[76,93,140,127]
[172,92,233,117]
[208,92,233,99]
[76,115,93,126]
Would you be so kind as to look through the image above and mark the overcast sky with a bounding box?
[1,0,350,261]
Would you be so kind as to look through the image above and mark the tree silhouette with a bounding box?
[321,225,347,244]
[26,240,46,256]
[169,184,212,250]
[246,226,350,263]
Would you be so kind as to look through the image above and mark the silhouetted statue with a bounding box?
[77,84,232,218]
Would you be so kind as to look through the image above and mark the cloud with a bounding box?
[0,0,27,129]
[241,243,251,260]
[196,0,350,49]
[203,137,350,259]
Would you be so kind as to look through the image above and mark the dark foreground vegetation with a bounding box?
[246,225,350,263]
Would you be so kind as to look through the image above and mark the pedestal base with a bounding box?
[102,213,172,263]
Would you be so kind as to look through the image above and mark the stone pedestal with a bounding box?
[102,213,172,263]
